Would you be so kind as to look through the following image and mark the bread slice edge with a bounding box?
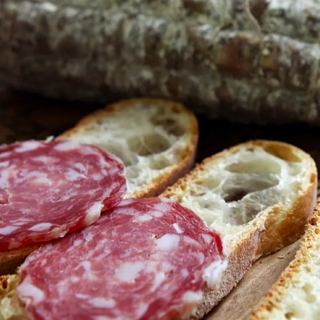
[248,199,320,320]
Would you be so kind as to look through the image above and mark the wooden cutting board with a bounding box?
[1,86,319,319]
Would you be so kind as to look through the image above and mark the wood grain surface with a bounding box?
[0,86,319,319]
[206,242,300,320]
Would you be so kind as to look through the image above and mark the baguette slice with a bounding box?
[248,200,320,320]
[0,140,316,320]
[60,98,199,199]
[162,140,317,319]
[0,98,198,276]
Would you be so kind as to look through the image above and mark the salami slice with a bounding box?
[0,140,126,251]
[16,197,227,320]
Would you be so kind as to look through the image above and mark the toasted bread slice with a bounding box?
[60,98,199,199]
[248,200,320,320]
[0,98,198,276]
[162,140,317,319]
[0,140,316,320]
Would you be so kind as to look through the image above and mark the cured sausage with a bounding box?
[1,0,320,124]
[16,197,227,320]
[0,140,126,251]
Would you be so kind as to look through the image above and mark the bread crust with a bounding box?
[248,200,320,320]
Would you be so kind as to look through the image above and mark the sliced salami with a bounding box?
[16,197,227,320]
[0,140,126,251]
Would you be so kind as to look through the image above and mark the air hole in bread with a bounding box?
[190,189,206,197]
[263,145,301,163]
[201,201,213,209]
[310,218,318,227]
[266,304,273,312]
[285,312,294,319]
[152,117,185,136]
[222,175,279,204]
[1,278,7,289]
[302,283,313,294]
[197,199,224,211]
[310,173,317,184]
[149,157,172,170]
[225,159,281,174]
[195,178,220,190]
[128,134,171,156]
[302,283,317,303]
[126,167,140,180]
[223,189,249,203]
[95,143,138,167]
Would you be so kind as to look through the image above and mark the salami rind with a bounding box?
[16,197,227,320]
[0,140,126,251]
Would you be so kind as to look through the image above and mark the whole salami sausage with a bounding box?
[0,140,126,251]
[1,0,320,124]
[16,197,227,320]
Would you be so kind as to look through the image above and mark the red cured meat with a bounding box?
[0,140,126,251]
[16,197,227,320]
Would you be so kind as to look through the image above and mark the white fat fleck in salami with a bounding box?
[151,210,163,218]
[15,141,43,153]
[65,169,86,181]
[203,259,228,290]
[84,202,104,225]
[28,223,52,232]
[156,234,180,250]
[0,161,9,167]
[89,298,115,308]
[33,156,55,164]
[0,225,19,235]
[17,275,45,304]
[33,176,52,186]
[0,152,11,158]
[173,223,183,234]
[134,214,153,222]
[115,261,145,283]
[182,291,203,303]
[53,140,80,151]
[92,173,103,181]
[74,162,87,173]
[0,140,126,251]
[17,198,227,320]
[0,168,10,188]
[201,233,213,244]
